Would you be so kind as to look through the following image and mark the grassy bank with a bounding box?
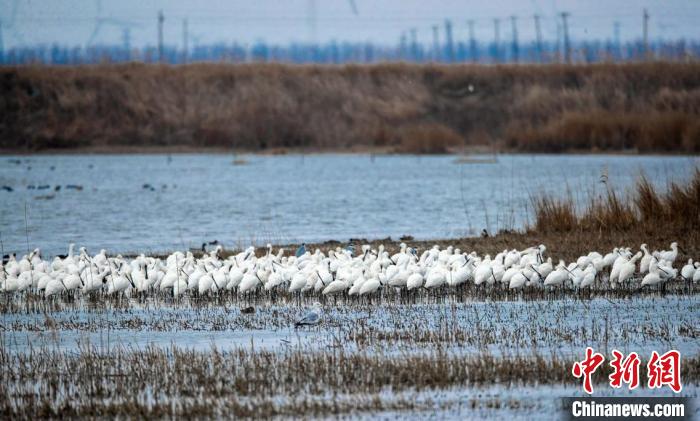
[531,169,700,233]
[2,62,700,153]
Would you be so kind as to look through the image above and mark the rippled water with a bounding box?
[0,154,697,256]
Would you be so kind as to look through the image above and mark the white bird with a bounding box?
[424,266,447,289]
[406,272,424,290]
[658,242,680,264]
[639,244,652,274]
[5,241,697,301]
[544,261,569,287]
[641,259,667,287]
[359,276,381,295]
[693,262,700,283]
[580,265,597,289]
[680,259,695,281]
[239,269,262,294]
[473,257,494,286]
[617,252,642,285]
[323,279,348,295]
[289,271,308,293]
[509,271,529,289]
[264,270,285,291]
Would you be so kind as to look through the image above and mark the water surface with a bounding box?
[0,154,697,256]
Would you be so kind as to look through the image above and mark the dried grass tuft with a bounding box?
[532,169,700,233]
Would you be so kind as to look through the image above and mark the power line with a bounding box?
[9,11,700,24]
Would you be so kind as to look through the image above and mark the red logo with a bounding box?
[647,350,682,393]
[609,350,640,390]
[573,348,682,394]
[572,347,605,394]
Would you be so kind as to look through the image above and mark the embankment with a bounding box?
[2,62,700,153]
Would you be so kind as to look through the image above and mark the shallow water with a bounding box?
[4,296,698,357]
[0,153,697,256]
[2,328,318,353]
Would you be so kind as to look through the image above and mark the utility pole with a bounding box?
[122,28,131,60]
[533,14,543,63]
[182,18,189,64]
[560,12,571,64]
[409,28,418,61]
[432,24,440,61]
[0,20,4,61]
[613,21,621,60]
[399,31,407,59]
[493,18,500,63]
[467,19,477,63]
[555,21,562,62]
[643,8,650,60]
[444,19,454,62]
[158,10,164,63]
[510,16,519,63]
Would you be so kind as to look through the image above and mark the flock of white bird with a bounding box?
[0,241,698,299]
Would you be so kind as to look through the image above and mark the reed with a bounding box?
[532,169,700,233]
[2,62,700,153]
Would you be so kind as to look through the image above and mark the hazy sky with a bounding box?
[1,0,699,49]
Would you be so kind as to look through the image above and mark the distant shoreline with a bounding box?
[1,145,697,157]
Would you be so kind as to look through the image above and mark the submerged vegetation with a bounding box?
[2,344,698,418]
[2,298,699,418]
[2,62,700,153]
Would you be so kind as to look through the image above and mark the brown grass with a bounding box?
[2,62,700,153]
[394,122,464,153]
[507,111,700,152]
[531,194,578,233]
[532,169,700,233]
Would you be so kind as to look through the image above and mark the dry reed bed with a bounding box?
[1,343,698,418]
[532,169,700,233]
[2,62,700,153]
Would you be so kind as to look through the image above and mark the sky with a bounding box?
[1,0,699,49]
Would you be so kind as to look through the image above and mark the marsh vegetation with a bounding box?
[2,62,700,153]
